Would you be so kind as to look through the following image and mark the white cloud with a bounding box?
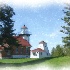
[49,33,57,38]
[0,0,70,8]
[49,31,61,38]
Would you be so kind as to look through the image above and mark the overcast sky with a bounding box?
[0,0,70,52]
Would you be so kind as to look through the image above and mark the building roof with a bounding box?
[39,41,47,44]
[0,46,4,51]
[31,48,45,52]
[21,25,28,29]
[15,36,31,47]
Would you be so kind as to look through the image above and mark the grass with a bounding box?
[42,56,70,67]
[0,58,38,63]
[0,56,70,67]
[0,56,70,70]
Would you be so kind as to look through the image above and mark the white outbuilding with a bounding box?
[30,41,50,58]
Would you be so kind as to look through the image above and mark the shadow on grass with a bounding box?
[0,57,53,67]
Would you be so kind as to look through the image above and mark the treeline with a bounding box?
[51,44,70,57]
[51,3,70,57]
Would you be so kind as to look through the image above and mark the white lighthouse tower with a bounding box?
[19,25,31,42]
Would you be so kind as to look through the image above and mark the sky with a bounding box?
[0,0,70,53]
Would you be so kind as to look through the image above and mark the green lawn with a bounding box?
[42,56,70,67]
[0,58,38,63]
[0,56,70,67]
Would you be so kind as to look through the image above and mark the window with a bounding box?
[41,52,42,55]
[16,47,18,54]
[33,52,37,56]
[45,46,46,47]
[47,53,48,55]
[21,47,24,54]
[26,47,29,54]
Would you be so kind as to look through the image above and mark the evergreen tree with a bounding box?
[0,25,2,44]
[51,47,56,57]
[60,4,70,56]
[51,45,64,57]
[63,45,70,56]
[55,45,64,57]
[0,4,18,47]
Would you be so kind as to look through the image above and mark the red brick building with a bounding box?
[0,25,31,59]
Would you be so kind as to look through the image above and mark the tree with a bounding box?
[55,45,64,57]
[60,4,70,56]
[0,4,18,47]
[63,46,70,56]
[51,45,64,57]
[51,47,56,57]
[0,25,2,44]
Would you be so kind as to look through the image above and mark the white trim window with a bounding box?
[33,52,37,56]
[26,47,29,54]
[41,52,42,55]
[16,47,18,54]
[20,47,24,54]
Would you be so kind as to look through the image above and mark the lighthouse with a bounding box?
[19,25,31,42]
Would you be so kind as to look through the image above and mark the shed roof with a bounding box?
[31,48,45,52]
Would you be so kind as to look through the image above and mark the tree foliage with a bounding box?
[51,47,56,57]
[51,45,64,57]
[60,4,70,56]
[0,4,18,46]
[60,4,70,47]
